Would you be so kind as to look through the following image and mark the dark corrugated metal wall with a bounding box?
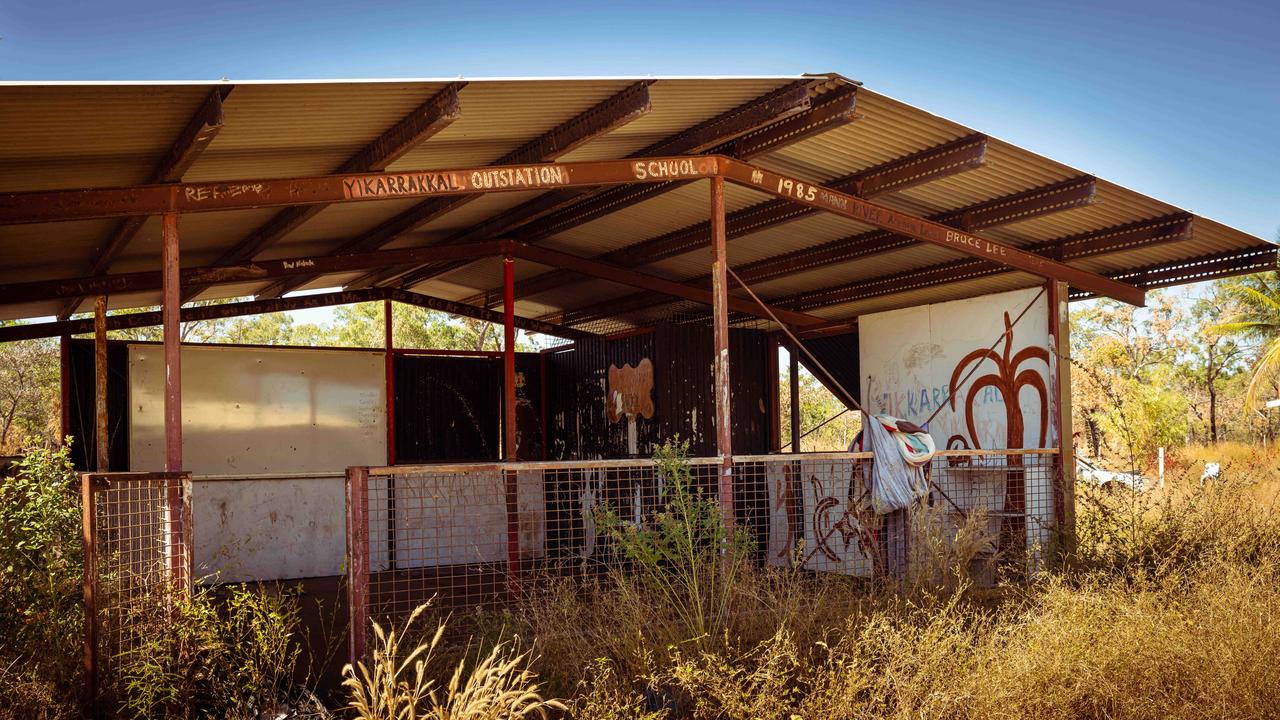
[800,330,861,408]
[67,339,129,471]
[394,354,501,462]
[546,325,770,461]
[545,332,657,459]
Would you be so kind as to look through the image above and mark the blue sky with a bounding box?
[1,0,1276,241]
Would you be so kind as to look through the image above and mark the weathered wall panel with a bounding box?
[546,332,657,459]
[394,354,501,462]
[128,343,386,583]
[859,287,1054,553]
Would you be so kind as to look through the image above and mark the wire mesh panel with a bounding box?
[346,450,1061,662]
[82,471,192,711]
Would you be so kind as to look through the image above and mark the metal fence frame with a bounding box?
[344,449,1062,664]
[81,470,192,716]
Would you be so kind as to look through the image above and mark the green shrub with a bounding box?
[594,438,753,649]
[0,440,83,720]
[115,583,302,719]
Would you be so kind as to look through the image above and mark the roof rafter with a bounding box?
[776,213,1193,313]
[57,85,232,318]
[373,82,844,290]
[254,80,655,298]
[0,287,594,344]
[179,82,466,301]
[558,156,1088,326]
[490,133,989,309]
[1072,243,1278,299]
[511,243,832,329]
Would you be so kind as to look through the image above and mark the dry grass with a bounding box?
[342,601,565,720]
[493,445,1280,719]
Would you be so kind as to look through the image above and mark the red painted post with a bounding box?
[502,257,521,599]
[80,473,97,716]
[709,176,734,528]
[384,299,395,466]
[94,296,109,471]
[345,466,370,665]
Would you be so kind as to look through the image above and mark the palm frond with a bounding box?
[1244,338,1280,410]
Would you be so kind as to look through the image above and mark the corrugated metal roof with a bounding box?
[0,75,1271,327]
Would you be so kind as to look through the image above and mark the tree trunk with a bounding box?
[1209,382,1218,444]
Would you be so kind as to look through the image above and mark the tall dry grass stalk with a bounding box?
[342,601,565,720]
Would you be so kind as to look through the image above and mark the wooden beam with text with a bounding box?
[371,82,835,291]
[180,82,465,301]
[717,159,1145,305]
[255,81,655,298]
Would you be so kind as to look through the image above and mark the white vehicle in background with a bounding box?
[1076,455,1146,491]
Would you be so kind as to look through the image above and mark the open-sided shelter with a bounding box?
[0,74,1273,687]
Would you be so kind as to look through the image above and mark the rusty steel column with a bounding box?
[1047,280,1076,545]
[503,257,517,460]
[789,345,801,453]
[502,257,521,599]
[93,296,109,471]
[80,474,97,716]
[345,466,370,664]
[161,212,182,472]
[161,213,186,592]
[709,176,734,527]
[384,299,395,466]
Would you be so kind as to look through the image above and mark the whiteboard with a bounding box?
[129,344,386,474]
[128,344,386,582]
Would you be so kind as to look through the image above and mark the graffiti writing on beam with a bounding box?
[340,165,572,200]
[758,171,1022,266]
[630,158,714,181]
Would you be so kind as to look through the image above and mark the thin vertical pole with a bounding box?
[384,299,395,466]
[383,300,397,569]
[161,212,182,473]
[767,336,780,453]
[80,474,97,716]
[94,296,109,471]
[59,335,71,444]
[503,257,517,460]
[502,257,521,599]
[345,466,369,665]
[789,346,801,453]
[709,176,734,527]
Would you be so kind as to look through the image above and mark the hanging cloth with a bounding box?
[864,414,935,514]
